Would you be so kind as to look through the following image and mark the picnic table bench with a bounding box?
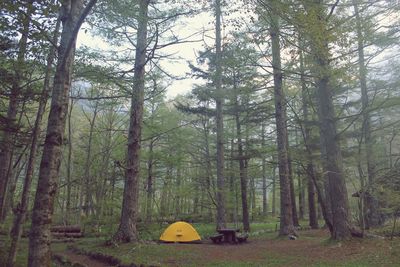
[217,228,239,243]
[236,233,249,243]
[210,233,224,243]
[210,228,249,244]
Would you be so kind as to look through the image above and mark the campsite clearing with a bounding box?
[54,229,400,266]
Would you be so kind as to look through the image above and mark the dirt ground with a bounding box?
[57,250,111,267]
[57,229,400,267]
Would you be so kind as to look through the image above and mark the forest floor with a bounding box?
[53,229,400,267]
[1,227,400,266]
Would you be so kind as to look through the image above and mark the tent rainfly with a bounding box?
[159,221,201,243]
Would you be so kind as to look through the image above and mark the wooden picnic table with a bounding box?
[217,228,240,243]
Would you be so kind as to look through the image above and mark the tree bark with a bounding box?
[113,0,149,243]
[2,132,28,221]
[269,11,295,236]
[307,164,319,229]
[7,17,60,267]
[229,138,236,222]
[288,157,299,226]
[214,0,226,229]
[298,173,305,220]
[202,116,214,219]
[261,123,268,216]
[28,1,97,266]
[272,164,276,216]
[110,162,117,216]
[83,100,99,216]
[0,0,34,220]
[352,0,382,228]
[66,97,75,223]
[306,1,352,240]
[299,41,319,229]
[97,108,116,219]
[146,139,154,223]
[234,91,250,232]
[175,168,181,218]
[160,172,169,218]
[316,73,351,240]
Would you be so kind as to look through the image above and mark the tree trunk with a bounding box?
[317,76,350,239]
[0,0,34,220]
[160,177,169,218]
[175,168,181,218]
[28,1,97,266]
[202,117,214,219]
[272,165,276,216]
[269,11,295,236]
[113,0,149,243]
[193,168,199,215]
[146,139,154,223]
[298,173,305,220]
[66,97,75,223]
[307,2,352,240]
[308,147,333,231]
[214,0,226,229]
[299,42,319,229]
[229,138,236,222]
[249,161,256,220]
[97,108,115,219]
[110,162,117,216]
[234,93,250,232]
[307,164,319,229]
[83,101,99,216]
[7,17,60,267]
[288,157,299,226]
[352,0,382,228]
[3,139,28,221]
[261,123,268,216]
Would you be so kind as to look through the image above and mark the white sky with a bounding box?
[76,2,397,101]
[76,11,215,99]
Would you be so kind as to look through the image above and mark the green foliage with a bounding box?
[2,1,400,264]
[375,165,400,217]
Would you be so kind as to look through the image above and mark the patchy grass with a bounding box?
[2,222,400,266]
[69,228,400,266]
[371,218,400,238]
[0,236,28,267]
[0,235,69,267]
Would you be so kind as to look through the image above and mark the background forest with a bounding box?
[1,0,400,266]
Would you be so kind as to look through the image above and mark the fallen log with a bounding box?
[52,232,84,238]
[51,225,81,233]
[64,232,84,238]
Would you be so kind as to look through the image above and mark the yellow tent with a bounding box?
[159,221,201,243]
